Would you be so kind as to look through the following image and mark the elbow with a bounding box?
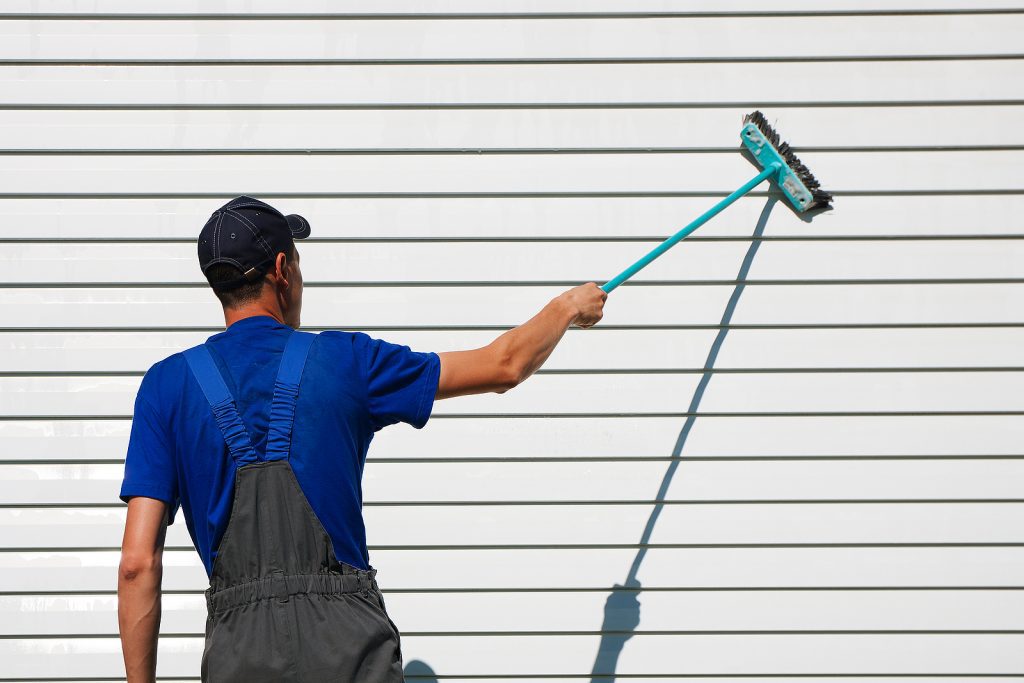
[496,381,515,395]
[118,553,161,583]
[495,366,521,394]
[495,350,523,394]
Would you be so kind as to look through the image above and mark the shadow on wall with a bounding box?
[589,197,780,681]
[404,659,439,683]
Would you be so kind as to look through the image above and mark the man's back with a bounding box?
[119,315,441,578]
[115,194,606,681]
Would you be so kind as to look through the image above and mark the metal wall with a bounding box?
[1,2,1023,680]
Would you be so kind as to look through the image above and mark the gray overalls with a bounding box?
[184,330,404,682]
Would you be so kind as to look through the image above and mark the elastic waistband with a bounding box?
[206,567,379,615]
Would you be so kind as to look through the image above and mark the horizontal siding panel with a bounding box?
[0,61,1019,105]
[3,195,1022,238]
[5,547,1024,591]
[5,1,1024,15]
[3,550,209,593]
[3,503,1023,548]
[1,284,1020,327]
[0,371,1020,416]
[1,150,1020,194]
[3,106,1024,149]
[394,680,1024,683]
[5,239,1024,284]
[314,590,1024,632]
[2,414,1021,462]
[0,421,134,463]
[1,633,1022,677]
[3,328,1024,373]
[376,413,1024,460]
[2,679,1021,683]
[8,680,1018,683]
[3,460,1023,506]
[3,15,1022,60]
[462,634,1024,676]
[364,459,1024,501]
[12,680,1023,683]
[6,590,1024,636]
[369,503,1024,546]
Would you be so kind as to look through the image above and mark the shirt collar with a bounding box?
[206,315,290,343]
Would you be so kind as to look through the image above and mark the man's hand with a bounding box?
[559,281,608,329]
[118,496,169,683]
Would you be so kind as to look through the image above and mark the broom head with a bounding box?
[741,111,833,213]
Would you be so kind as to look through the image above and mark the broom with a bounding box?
[601,111,833,293]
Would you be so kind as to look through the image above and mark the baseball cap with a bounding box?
[198,195,311,292]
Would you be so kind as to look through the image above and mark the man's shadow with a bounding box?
[590,197,780,680]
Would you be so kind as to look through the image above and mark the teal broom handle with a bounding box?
[600,162,780,293]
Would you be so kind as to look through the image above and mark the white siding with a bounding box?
[1,2,1022,681]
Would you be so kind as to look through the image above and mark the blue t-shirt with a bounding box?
[119,315,441,577]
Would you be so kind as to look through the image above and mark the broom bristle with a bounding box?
[743,110,833,210]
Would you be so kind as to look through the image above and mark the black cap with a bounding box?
[198,195,311,292]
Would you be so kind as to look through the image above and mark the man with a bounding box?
[117,195,607,682]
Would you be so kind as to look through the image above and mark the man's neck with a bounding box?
[223,303,286,329]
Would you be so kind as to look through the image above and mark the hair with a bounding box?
[206,242,296,309]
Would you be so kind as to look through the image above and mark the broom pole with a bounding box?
[600,162,780,294]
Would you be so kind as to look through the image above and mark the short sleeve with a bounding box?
[119,379,180,525]
[356,332,441,432]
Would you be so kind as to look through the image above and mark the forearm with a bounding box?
[496,294,579,386]
[435,284,600,398]
[118,563,163,683]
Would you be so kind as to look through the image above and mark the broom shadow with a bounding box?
[589,196,779,681]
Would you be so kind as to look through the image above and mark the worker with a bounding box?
[116,195,607,682]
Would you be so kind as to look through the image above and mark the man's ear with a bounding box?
[273,251,290,285]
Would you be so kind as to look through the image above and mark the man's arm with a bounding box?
[118,496,169,683]
[436,282,607,399]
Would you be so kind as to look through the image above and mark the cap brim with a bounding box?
[285,213,311,240]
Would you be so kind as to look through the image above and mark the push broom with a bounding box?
[588,114,832,677]
[600,111,833,293]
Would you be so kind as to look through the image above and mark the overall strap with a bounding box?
[183,344,259,467]
[264,330,317,462]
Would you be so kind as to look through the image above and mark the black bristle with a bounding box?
[743,110,833,211]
